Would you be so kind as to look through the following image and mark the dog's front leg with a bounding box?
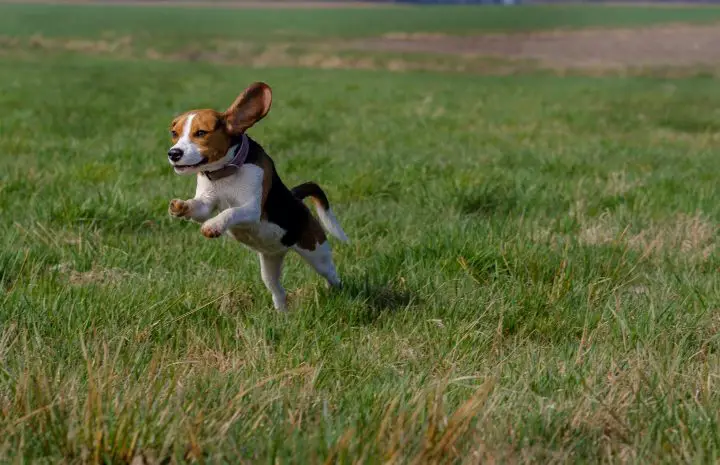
[200,201,261,238]
[169,197,215,223]
[169,175,217,223]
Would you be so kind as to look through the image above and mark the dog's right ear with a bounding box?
[223,82,272,135]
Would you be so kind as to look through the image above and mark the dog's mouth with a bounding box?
[173,158,208,170]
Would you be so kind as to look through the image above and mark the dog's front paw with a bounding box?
[169,199,190,218]
[200,221,225,238]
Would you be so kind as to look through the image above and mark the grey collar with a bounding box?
[202,133,249,181]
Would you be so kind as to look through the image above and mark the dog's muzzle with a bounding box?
[168,148,184,162]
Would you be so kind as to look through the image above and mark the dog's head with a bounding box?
[167,82,272,175]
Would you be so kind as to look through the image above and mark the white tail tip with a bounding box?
[316,207,349,243]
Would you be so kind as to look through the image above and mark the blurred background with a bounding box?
[2,0,718,77]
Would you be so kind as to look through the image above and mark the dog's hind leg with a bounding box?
[293,242,341,289]
[259,252,287,311]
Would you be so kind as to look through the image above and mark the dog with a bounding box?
[166,82,348,311]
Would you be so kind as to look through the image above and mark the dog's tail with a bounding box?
[292,182,349,243]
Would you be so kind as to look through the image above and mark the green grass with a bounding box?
[2,3,720,464]
[2,2,720,44]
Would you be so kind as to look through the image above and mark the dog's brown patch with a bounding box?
[297,217,326,251]
[192,110,231,162]
[169,114,187,142]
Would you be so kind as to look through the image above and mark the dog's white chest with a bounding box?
[205,167,287,254]
[210,170,259,209]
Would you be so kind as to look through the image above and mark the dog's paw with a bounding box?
[200,221,224,238]
[169,199,190,218]
[273,294,288,312]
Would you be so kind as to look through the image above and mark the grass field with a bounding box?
[1,2,720,464]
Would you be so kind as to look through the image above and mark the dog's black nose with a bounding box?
[168,148,184,162]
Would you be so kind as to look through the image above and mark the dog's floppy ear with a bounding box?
[223,82,272,135]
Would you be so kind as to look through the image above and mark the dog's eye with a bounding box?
[170,130,178,138]
[195,130,208,137]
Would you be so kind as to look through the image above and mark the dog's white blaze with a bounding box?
[179,113,195,143]
[170,113,205,169]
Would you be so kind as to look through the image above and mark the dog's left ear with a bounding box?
[223,82,272,135]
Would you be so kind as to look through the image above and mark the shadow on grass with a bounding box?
[334,275,417,325]
[455,183,519,216]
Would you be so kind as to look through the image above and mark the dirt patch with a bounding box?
[355,24,720,69]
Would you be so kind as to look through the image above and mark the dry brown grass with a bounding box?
[51,262,134,286]
[578,212,717,262]
[0,324,502,463]
[7,26,720,77]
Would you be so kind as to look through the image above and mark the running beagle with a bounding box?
[166,82,348,311]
